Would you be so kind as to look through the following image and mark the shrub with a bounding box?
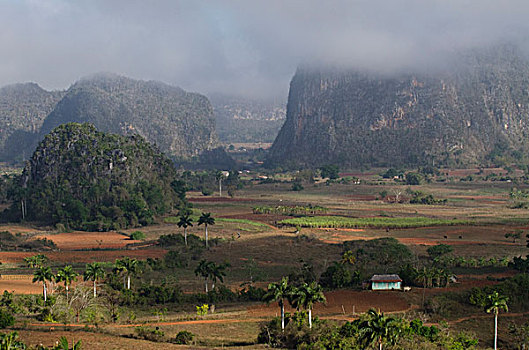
[196,304,209,316]
[134,326,165,342]
[129,231,146,240]
[174,330,194,345]
[0,309,15,329]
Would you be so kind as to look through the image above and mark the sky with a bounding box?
[1,0,529,100]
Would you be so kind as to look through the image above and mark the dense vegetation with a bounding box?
[3,123,186,230]
[279,215,472,229]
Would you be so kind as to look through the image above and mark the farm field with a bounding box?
[2,170,529,348]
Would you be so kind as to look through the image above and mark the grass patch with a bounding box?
[279,216,474,229]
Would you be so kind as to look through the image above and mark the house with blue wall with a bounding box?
[370,274,402,290]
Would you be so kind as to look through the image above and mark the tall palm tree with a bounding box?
[485,291,509,350]
[291,282,326,328]
[84,262,105,297]
[177,215,193,246]
[198,212,215,248]
[32,266,54,302]
[56,265,78,300]
[357,309,402,350]
[114,257,139,290]
[194,260,213,293]
[209,262,230,290]
[263,277,291,330]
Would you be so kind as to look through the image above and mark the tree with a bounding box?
[320,164,339,180]
[114,257,139,290]
[197,212,215,248]
[405,172,422,185]
[194,260,213,293]
[24,254,48,269]
[290,282,326,328]
[84,262,105,297]
[55,265,78,300]
[54,336,82,350]
[485,291,509,350]
[427,244,453,259]
[340,250,356,265]
[263,277,291,330]
[209,262,230,290]
[177,214,193,246]
[32,266,54,302]
[357,309,402,350]
[215,171,224,197]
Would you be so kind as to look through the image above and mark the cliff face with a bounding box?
[267,45,529,168]
[0,83,64,160]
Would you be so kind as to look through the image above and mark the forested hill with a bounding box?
[40,74,218,159]
[267,44,529,168]
[1,74,218,162]
[0,83,64,160]
[5,123,185,231]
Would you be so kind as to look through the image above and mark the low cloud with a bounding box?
[1,0,528,100]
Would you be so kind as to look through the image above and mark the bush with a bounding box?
[129,231,146,240]
[174,330,194,345]
[0,309,15,329]
[319,262,359,289]
[134,326,165,342]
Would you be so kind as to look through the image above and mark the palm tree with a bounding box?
[198,212,215,248]
[24,254,48,268]
[114,257,139,290]
[84,262,105,297]
[56,265,78,300]
[177,215,193,246]
[357,309,402,350]
[291,281,326,328]
[55,336,82,350]
[485,291,509,350]
[194,260,213,293]
[209,262,230,290]
[340,250,356,265]
[263,277,291,330]
[215,170,223,197]
[32,266,54,302]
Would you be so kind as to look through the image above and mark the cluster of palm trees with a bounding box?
[31,257,140,302]
[176,211,215,247]
[357,309,405,350]
[415,266,453,289]
[194,260,230,293]
[263,277,326,329]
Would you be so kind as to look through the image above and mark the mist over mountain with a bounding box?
[267,44,529,168]
[210,94,286,143]
[2,74,218,162]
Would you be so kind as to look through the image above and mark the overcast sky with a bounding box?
[1,0,528,100]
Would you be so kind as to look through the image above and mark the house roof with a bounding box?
[370,274,402,283]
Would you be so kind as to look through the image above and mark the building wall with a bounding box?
[372,281,401,290]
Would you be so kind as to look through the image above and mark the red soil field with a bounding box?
[35,231,139,250]
[0,249,167,264]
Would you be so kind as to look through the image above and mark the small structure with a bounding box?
[370,274,402,290]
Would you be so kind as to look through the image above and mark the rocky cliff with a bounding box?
[267,45,529,168]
